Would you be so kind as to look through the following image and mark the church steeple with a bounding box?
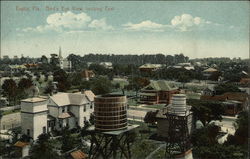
[59,46,62,59]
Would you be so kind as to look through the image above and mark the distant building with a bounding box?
[202,68,218,78]
[58,46,72,70]
[201,92,250,116]
[202,87,215,96]
[13,55,18,60]
[100,62,113,69]
[13,141,30,158]
[70,150,88,159]
[2,55,9,59]
[139,80,179,105]
[81,70,95,81]
[20,91,95,140]
[170,63,195,70]
[240,78,250,85]
[139,63,162,72]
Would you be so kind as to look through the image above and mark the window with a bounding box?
[90,104,93,109]
[84,117,86,122]
[62,107,65,113]
[43,126,46,133]
[27,129,30,136]
[84,105,86,112]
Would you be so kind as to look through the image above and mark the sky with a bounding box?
[1,1,249,59]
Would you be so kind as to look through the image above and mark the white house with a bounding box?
[21,91,95,140]
[47,92,94,130]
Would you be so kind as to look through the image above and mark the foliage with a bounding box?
[191,124,220,146]
[90,76,112,95]
[69,72,83,86]
[131,140,158,159]
[225,111,248,146]
[53,69,71,91]
[18,78,33,90]
[1,79,18,104]
[144,111,157,124]
[61,128,80,153]
[193,144,246,159]
[214,83,241,95]
[126,76,150,95]
[188,99,225,126]
[30,134,61,159]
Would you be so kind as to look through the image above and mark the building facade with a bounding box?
[21,91,95,140]
[139,80,179,105]
[21,97,48,140]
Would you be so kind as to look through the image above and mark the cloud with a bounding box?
[88,18,113,30]
[170,14,211,32]
[47,11,91,29]
[123,20,165,32]
[21,11,112,33]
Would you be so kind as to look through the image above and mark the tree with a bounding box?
[226,111,248,146]
[90,76,112,95]
[69,72,82,86]
[18,78,33,91]
[61,128,79,153]
[2,79,17,105]
[30,134,61,159]
[187,99,225,126]
[214,83,241,95]
[41,55,48,64]
[50,54,59,68]
[53,69,71,91]
[126,77,150,96]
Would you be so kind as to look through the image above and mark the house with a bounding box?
[70,150,88,159]
[13,141,30,158]
[240,78,250,85]
[202,68,218,78]
[81,70,95,81]
[139,80,179,105]
[20,91,95,140]
[202,87,215,96]
[100,62,113,69]
[201,92,249,116]
[139,64,162,72]
[171,63,195,70]
[47,92,94,130]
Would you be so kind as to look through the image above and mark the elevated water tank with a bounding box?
[170,94,187,116]
[94,95,127,131]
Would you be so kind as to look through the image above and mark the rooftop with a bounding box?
[21,97,47,103]
[49,92,90,106]
[142,80,178,91]
[14,141,30,148]
[203,68,218,72]
[70,150,88,159]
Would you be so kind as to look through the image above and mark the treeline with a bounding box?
[68,53,189,65]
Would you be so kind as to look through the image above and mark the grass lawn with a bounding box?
[128,98,140,106]
[2,109,20,116]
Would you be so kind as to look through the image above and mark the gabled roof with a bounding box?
[70,150,88,159]
[142,80,178,91]
[84,90,95,102]
[58,112,74,119]
[201,92,249,103]
[203,68,218,72]
[14,141,29,148]
[139,63,162,69]
[49,92,90,106]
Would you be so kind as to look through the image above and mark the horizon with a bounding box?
[1,1,249,59]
